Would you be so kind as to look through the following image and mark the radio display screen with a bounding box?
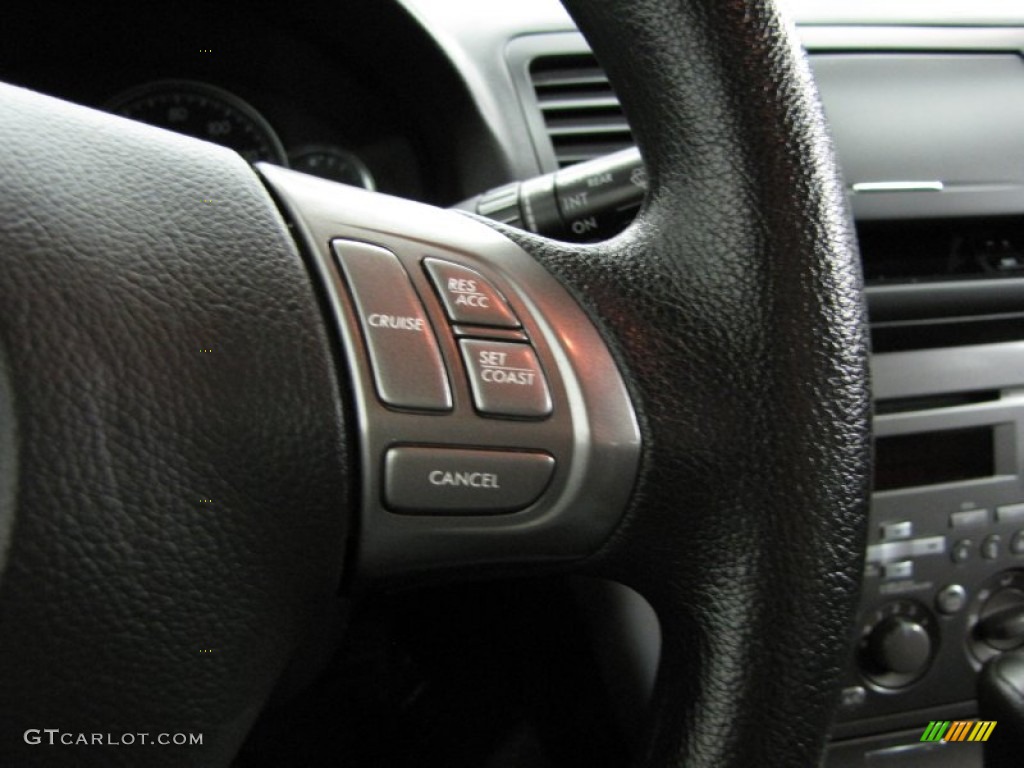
[874,426,995,492]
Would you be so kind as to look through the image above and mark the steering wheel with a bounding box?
[0,0,870,765]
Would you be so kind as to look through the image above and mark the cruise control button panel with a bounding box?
[460,339,552,418]
[385,446,555,514]
[262,164,640,581]
[424,257,521,328]
[333,240,451,411]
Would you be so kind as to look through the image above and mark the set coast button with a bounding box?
[460,339,552,418]
[384,446,555,514]
[423,258,520,328]
[333,240,451,411]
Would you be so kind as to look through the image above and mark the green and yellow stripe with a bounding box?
[920,720,996,743]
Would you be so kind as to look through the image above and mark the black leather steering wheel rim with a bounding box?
[0,0,870,766]
[522,1,872,761]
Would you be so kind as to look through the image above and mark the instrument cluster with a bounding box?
[107,79,376,188]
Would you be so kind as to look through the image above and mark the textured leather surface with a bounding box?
[501,1,872,766]
[0,83,349,765]
[979,651,1024,768]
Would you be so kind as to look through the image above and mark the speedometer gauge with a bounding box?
[107,80,287,165]
[288,145,375,190]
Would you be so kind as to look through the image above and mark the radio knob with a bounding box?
[975,588,1024,652]
[967,571,1024,665]
[866,617,933,675]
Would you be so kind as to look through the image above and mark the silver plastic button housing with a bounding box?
[260,164,641,582]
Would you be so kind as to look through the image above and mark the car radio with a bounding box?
[836,341,1024,728]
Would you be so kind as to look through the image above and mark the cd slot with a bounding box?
[871,315,1024,354]
[875,390,1000,415]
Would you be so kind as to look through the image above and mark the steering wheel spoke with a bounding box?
[261,165,641,584]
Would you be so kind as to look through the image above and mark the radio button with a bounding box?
[952,539,973,564]
[950,508,990,529]
[866,536,946,564]
[936,584,968,615]
[867,542,909,563]
[883,560,914,580]
[882,521,913,541]
[1011,531,1024,556]
[982,534,1002,560]
[997,503,1024,525]
[911,537,946,557]
[839,686,866,711]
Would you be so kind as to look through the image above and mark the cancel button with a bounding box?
[428,470,500,489]
[385,446,555,515]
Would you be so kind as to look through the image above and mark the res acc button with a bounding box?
[423,257,521,328]
[384,446,555,515]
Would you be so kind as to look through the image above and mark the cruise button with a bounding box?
[423,258,521,328]
[385,446,555,514]
[333,240,451,411]
[459,339,552,418]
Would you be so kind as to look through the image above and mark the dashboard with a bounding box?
[388,6,1024,764]
[3,1,1024,766]
[0,1,504,205]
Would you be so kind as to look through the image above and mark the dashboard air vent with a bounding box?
[859,215,1024,284]
[861,215,1024,353]
[528,54,633,167]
